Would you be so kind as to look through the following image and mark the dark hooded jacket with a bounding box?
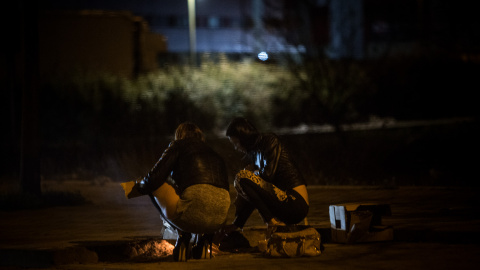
[245,133,306,190]
[136,137,229,195]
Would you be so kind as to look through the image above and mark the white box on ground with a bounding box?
[329,203,393,243]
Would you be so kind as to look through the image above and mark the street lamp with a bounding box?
[188,0,196,65]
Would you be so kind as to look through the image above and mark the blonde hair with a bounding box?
[175,122,205,141]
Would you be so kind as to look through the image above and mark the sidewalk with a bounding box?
[1,180,480,269]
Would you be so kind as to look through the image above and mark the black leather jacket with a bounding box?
[245,133,306,190]
[136,137,229,195]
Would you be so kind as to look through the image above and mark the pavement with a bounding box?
[1,180,480,270]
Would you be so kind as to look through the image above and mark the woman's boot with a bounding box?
[192,233,214,259]
[172,231,192,262]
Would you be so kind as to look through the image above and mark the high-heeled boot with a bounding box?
[191,233,214,259]
[172,232,192,262]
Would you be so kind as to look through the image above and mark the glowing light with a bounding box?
[257,51,268,61]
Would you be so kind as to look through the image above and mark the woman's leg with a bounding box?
[151,182,180,221]
[148,183,192,261]
[236,178,276,225]
[234,170,309,225]
[232,193,255,228]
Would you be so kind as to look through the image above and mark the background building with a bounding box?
[39,10,167,78]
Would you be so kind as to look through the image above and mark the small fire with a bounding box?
[125,239,174,260]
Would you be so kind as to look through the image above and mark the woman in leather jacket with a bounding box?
[133,122,230,261]
[225,117,309,231]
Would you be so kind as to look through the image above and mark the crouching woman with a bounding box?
[133,122,230,261]
[225,117,309,232]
